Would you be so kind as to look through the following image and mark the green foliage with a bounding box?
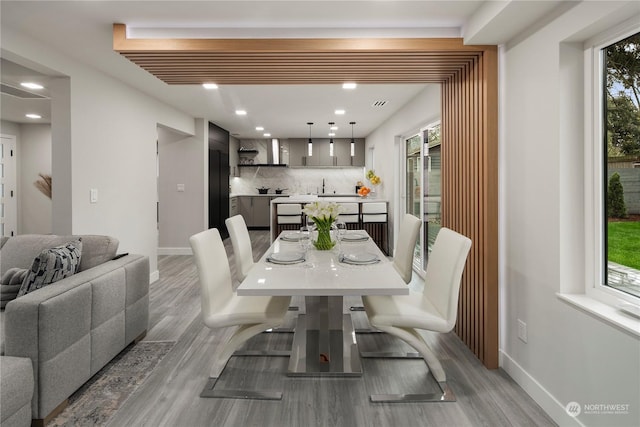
[605,32,640,156]
[607,172,627,218]
[608,221,640,270]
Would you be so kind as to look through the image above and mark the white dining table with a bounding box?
[236,230,409,376]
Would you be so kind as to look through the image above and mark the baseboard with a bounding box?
[500,350,585,427]
[158,247,192,255]
[150,270,159,284]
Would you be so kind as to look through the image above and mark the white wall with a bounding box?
[19,123,51,234]
[2,28,197,278]
[365,84,441,251]
[501,2,640,426]
[158,123,206,254]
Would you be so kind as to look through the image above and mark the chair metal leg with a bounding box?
[200,377,283,400]
[360,350,421,358]
[370,381,456,403]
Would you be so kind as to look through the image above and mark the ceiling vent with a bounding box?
[0,83,48,99]
[372,100,387,107]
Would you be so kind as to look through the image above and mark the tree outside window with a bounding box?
[603,31,640,297]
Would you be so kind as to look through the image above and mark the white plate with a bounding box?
[268,251,306,264]
[280,232,302,242]
[341,233,368,242]
[341,252,379,264]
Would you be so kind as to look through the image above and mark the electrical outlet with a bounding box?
[90,188,98,203]
[517,319,528,343]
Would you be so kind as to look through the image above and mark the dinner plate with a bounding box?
[280,232,302,242]
[267,251,306,264]
[341,233,369,242]
[340,252,380,265]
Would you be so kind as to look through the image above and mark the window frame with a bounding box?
[585,20,640,308]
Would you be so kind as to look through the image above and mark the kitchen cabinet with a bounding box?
[229,197,238,216]
[238,196,272,228]
[288,138,365,167]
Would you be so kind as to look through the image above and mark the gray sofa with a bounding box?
[0,234,149,426]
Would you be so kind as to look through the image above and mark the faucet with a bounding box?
[322,179,325,194]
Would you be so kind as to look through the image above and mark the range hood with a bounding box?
[238,139,289,166]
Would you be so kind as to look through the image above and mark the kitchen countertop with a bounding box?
[230,194,285,197]
[271,195,387,203]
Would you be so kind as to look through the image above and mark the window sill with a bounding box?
[557,293,640,338]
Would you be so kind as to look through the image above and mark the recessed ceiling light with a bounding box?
[235,110,247,116]
[330,125,338,131]
[335,109,345,115]
[25,113,41,119]
[255,126,264,131]
[328,132,336,137]
[342,82,357,89]
[263,133,271,137]
[21,82,44,90]
[202,83,218,89]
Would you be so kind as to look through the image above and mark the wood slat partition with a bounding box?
[441,49,498,369]
[113,24,499,369]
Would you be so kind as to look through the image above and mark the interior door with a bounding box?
[0,135,17,237]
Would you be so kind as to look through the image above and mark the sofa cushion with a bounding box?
[18,239,83,297]
[1,268,28,308]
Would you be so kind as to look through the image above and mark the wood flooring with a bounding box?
[106,231,556,427]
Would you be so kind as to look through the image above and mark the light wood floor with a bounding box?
[107,231,556,427]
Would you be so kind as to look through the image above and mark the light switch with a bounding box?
[90,188,98,203]
[177,184,185,192]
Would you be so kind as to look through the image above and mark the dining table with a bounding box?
[236,229,408,376]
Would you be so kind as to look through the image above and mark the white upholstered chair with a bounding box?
[351,214,421,312]
[362,227,471,402]
[392,214,422,284]
[189,227,291,399]
[226,214,299,312]
[225,214,254,281]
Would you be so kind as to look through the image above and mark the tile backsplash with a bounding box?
[231,167,366,195]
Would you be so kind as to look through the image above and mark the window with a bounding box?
[602,31,640,300]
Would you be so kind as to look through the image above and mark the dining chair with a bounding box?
[226,214,300,313]
[361,227,471,402]
[189,227,292,400]
[275,203,303,236]
[225,214,254,282]
[351,213,421,313]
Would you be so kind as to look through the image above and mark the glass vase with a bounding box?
[313,222,337,250]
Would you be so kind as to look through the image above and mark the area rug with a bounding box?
[49,341,175,427]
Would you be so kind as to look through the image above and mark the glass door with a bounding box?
[424,124,442,269]
[404,123,442,273]
[405,134,423,270]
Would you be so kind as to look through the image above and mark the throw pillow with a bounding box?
[17,239,83,297]
[1,267,29,307]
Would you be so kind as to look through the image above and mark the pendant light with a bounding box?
[350,121,356,157]
[328,122,335,157]
[307,122,313,156]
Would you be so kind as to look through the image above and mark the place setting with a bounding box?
[338,251,381,266]
[266,251,307,265]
